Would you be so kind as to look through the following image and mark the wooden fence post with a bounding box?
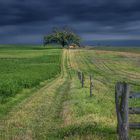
[77,71,84,88]
[115,82,123,135]
[115,82,129,140]
[80,71,82,83]
[77,71,80,80]
[81,72,84,88]
[115,82,140,139]
[121,82,129,140]
[90,75,93,97]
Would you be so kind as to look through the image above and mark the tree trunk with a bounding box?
[61,40,65,47]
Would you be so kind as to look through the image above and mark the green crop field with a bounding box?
[0,45,62,117]
[0,45,140,140]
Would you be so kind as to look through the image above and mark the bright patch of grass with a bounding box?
[0,45,62,117]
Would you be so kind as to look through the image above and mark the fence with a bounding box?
[77,71,84,88]
[77,71,93,97]
[90,75,93,97]
[77,72,140,139]
[115,82,140,140]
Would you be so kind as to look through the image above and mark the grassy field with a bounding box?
[90,46,140,53]
[0,45,62,117]
[67,48,140,139]
[0,45,140,140]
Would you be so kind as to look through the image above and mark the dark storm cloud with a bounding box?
[0,0,140,44]
[1,0,140,25]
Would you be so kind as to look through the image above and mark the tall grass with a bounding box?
[0,45,62,103]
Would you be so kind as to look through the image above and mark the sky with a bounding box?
[0,0,140,45]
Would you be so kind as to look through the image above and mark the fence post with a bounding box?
[81,72,84,88]
[80,71,82,84]
[90,75,93,97]
[115,82,123,135]
[115,82,129,140]
[120,82,129,140]
[77,71,84,88]
[77,71,81,81]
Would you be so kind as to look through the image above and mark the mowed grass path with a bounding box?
[0,49,69,139]
[0,47,140,140]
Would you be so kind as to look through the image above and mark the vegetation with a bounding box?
[91,46,140,53]
[66,48,140,139]
[0,45,62,105]
[44,27,81,47]
[0,45,140,140]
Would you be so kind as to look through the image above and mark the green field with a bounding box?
[90,46,140,53]
[0,45,62,117]
[0,45,140,140]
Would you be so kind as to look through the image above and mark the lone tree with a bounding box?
[43,26,81,47]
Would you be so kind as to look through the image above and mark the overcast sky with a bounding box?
[1,0,140,45]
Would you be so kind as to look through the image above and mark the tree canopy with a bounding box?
[43,27,81,47]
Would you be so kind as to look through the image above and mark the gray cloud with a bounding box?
[0,0,140,44]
